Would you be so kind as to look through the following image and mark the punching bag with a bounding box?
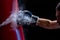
[0,0,25,40]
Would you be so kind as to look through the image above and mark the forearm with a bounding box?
[36,18,60,29]
[36,18,51,26]
[31,15,51,28]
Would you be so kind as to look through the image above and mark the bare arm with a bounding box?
[36,18,59,29]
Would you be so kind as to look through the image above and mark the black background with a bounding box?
[18,0,60,40]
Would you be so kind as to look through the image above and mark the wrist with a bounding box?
[31,15,39,25]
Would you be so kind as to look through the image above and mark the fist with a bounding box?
[17,10,32,25]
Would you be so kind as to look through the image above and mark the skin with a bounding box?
[56,10,60,25]
[36,10,60,29]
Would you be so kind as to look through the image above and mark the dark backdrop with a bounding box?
[18,0,60,40]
